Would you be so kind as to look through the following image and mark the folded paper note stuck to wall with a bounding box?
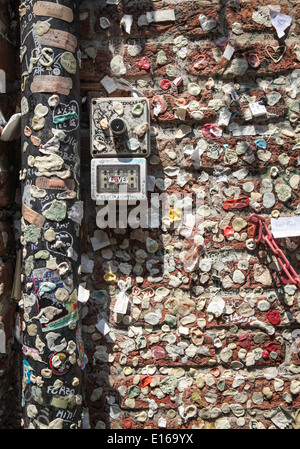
[78,284,90,304]
[90,230,110,251]
[146,10,175,23]
[120,15,133,33]
[269,9,292,38]
[271,216,300,238]
[0,330,5,353]
[95,318,111,336]
[0,70,5,94]
[223,44,235,61]
[100,76,118,94]
[113,278,131,314]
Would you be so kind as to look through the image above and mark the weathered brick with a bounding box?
[79,0,300,430]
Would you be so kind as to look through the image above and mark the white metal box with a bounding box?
[91,157,147,201]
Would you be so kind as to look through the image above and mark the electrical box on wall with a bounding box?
[91,158,147,202]
[90,97,151,158]
[90,97,150,202]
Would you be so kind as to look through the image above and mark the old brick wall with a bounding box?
[81,0,300,429]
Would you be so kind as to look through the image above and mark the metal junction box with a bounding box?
[91,158,147,202]
[90,97,151,158]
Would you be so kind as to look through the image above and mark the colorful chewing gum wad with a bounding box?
[138,56,151,70]
[222,196,250,210]
[160,79,171,90]
[193,54,208,70]
[169,208,182,222]
[103,272,117,283]
[202,123,223,139]
[224,226,235,237]
[247,52,261,68]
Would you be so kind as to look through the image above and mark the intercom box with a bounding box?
[90,97,151,158]
[91,158,147,202]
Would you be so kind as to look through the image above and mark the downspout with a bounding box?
[19,0,82,429]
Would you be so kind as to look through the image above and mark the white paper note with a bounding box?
[0,329,5,353]
[269,9,292,38]
[0,70,6,94]
[120,15,133,34]
[90,230,110,251]
[95,318,111,335]
[271,216,300,238]
[147,175,156,192]
[146,9,175,23]
[78,284,90,304]
[223,44,235,61]
[249,102,267,117]
[113,295,129,314]
[100,76,118,94]
[113,278,131,314]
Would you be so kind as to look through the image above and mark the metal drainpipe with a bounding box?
[19,0,83,429]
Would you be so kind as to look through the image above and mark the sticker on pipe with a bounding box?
[33,1,74,23]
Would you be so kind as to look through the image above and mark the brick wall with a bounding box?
[78,0,300,430]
